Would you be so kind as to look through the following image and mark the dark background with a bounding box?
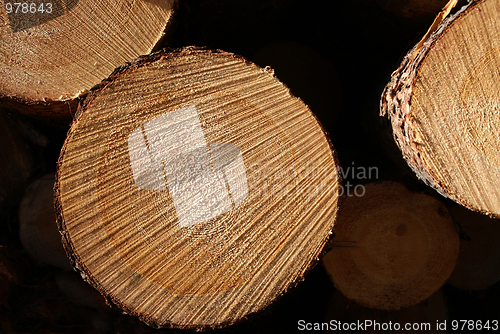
[1,0,499,333]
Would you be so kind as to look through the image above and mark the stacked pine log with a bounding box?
[381,0,500,217]
[1,0,500,332]
[0,0,177,124]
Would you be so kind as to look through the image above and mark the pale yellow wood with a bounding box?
[0,0,176,116]
[411,0,500,215]
[322,181,459,310]
[56,48,341,329]
[411,0,459,58]
[381,0,500,216]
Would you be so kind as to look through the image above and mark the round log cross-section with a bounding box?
[322,181,459,310]
[381,0,500,216]
[55,47,341,329]
[0,0,177,122]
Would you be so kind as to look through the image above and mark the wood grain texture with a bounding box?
[0,0,177,123]
[381,0,500,217]
[322,181,459,310]
[55,47,341,329]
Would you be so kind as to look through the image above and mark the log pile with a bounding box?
[0,0,499,332]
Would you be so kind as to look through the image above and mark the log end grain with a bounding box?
[0,0,177,121]
[55,47,341,329]
[322,181,459,310]
[380,0,500,217]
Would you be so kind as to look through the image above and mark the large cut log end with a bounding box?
[0,0,177,123]
[55,47,341,329]
[380,0,500,217]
